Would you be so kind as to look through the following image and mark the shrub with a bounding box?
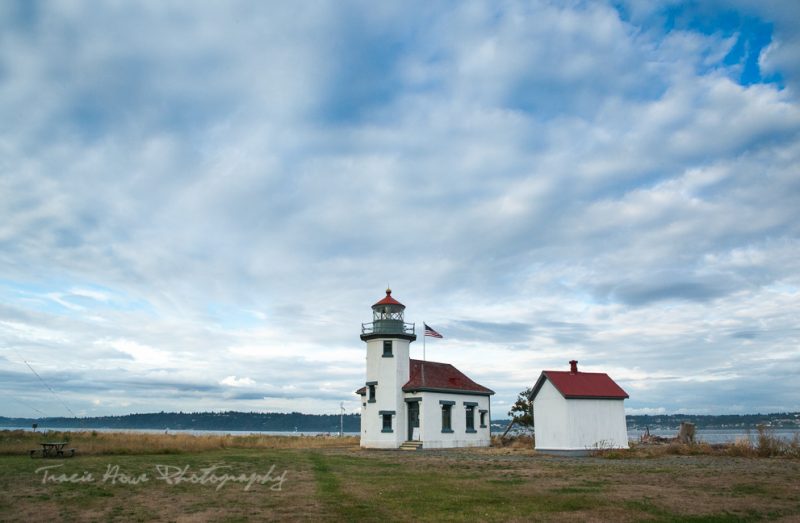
[726,437,755,458]
[756,425,786,457]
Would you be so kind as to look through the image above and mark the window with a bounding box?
[464,402,478,433]
[466,406,475,432]
[382,340,392,357]
[479,410,488,428]
[367,382,376,403]
[440,401,454,433]
[380,410,395,433]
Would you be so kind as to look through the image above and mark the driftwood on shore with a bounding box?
[638,422,696,445]
[638,426,673,444]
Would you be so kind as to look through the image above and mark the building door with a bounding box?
[407,401,419,441]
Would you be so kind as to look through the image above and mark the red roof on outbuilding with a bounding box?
[355,386,366,395]
[373,288,404,308]
[532,370,629,400]
[402,359,494,395]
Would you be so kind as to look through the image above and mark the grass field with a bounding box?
[1,431,799,522]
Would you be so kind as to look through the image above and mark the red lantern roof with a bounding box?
[373,288,404,308]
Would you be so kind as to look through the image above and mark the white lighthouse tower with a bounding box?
[358,288,416,448]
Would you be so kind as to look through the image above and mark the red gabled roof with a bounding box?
[373,288,404,308]
[532,370,629,400]
[355,386,366,396]
[402,359,494,395]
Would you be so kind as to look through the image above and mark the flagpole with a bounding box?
[423,320,426,361]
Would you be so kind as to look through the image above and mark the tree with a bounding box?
[501,387,534,439]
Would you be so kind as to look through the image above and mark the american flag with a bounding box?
[424,323,443,338]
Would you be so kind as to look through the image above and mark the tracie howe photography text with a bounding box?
[35,463,288,491]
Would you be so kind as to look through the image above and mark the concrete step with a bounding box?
[399,441,423,451]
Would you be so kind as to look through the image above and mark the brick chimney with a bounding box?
[569,360,578,373]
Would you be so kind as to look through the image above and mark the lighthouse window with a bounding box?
[440,402,453,433]
[465,406,475,432]
[367,383,376,403]
[382,340,393,357]
[479,410,488,428]
[379,410,395,433]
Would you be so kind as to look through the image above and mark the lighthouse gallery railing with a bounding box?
[361,320,415,336]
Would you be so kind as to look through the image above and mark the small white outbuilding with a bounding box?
[531,360,629,455]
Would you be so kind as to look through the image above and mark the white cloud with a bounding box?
[220,376,256,388]
[105,339,171,366]
[0,1,798,418]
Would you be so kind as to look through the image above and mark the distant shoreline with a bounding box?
[0,411,362,433]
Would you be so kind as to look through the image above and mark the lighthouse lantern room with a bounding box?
[361,288,416,339]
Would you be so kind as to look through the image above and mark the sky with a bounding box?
[1,0,799,420]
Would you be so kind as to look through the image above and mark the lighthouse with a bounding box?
[358,288,417,448]
[356,289,494,449]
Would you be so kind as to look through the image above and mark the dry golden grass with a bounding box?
[491,434,534,448]
[0,429,359,456]
[482,434,538,455]
[5,427,798,459]
[614,428,800,459]
[492,430,800,460]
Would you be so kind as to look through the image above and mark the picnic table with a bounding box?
[30,442,75,458]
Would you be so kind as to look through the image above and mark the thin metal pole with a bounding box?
[423,321,426,361]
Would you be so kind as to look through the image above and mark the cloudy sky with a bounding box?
[1,1,799,420]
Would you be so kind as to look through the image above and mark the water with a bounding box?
[627,428,800,444]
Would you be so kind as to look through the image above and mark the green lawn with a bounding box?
[1,448,799,521]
